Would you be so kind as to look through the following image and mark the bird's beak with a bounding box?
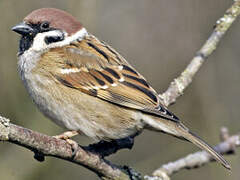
[12,22,34,36]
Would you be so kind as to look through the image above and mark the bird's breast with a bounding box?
[18,52,144,140]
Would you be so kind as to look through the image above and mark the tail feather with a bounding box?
[178,123,231,170]
[143,116,231,170]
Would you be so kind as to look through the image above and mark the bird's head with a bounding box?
[12,8,87,54]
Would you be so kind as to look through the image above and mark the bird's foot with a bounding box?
[54,130,80,158]
[54,130,79,139]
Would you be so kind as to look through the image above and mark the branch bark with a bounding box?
[1,1,240,180]
[0,116,131,180]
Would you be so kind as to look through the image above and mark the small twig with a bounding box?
[160,0,240,107]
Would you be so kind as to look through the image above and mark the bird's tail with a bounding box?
[144,117,231,170]
[177,123,231,170]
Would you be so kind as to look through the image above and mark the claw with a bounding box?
[54,130,80,158]
[66,139,79,157]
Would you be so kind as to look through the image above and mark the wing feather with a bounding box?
[52,35,179,122]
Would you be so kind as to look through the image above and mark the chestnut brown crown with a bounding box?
[24,8,83,35]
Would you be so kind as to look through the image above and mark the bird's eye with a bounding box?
[40,22,50,29]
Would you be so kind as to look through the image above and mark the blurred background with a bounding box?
[0,0,239,179]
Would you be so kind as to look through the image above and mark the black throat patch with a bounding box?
[19,34,34,55]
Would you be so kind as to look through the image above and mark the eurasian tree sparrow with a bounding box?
[12,8,230,169]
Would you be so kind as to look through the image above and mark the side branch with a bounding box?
[160,0,240,107]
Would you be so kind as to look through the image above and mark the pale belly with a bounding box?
[21,72,144,141]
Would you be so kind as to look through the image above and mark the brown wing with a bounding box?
[50,34,179,122]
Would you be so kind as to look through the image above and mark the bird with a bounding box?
[12,8,230,170]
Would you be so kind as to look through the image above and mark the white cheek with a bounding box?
[30,28,88,53]
[31,31,64,51]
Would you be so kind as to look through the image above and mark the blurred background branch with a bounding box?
[150,128,240,180]
[160,0,240,107]
[0,0,240,180]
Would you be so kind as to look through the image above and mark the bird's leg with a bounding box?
[54,130,80,157]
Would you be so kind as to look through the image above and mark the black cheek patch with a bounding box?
[45,35,64,44]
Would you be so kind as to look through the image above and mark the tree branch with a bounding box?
[1,116,239,180]
[1,1,240,180]
[0,116,131,180]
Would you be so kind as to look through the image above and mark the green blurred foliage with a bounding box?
[0,0,239,180]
